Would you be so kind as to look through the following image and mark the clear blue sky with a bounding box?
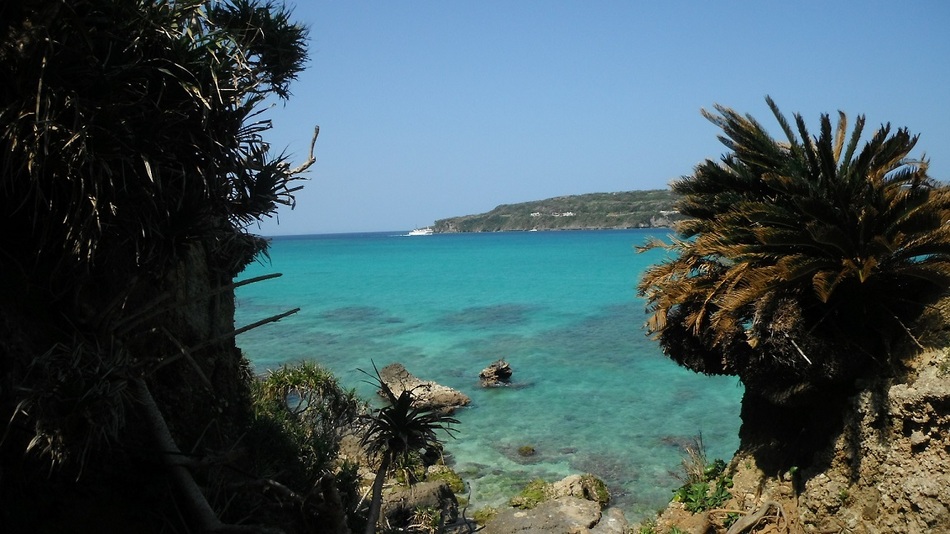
[253,0,950,235]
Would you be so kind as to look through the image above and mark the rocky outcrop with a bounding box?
[649,343,950,534]
[483,497,602,534]
[483,474,625,533]
[479,359,513,387]
[379,363,471,413]
[382,480,459,530]
[548,474,611,508]
[796,348,950,533]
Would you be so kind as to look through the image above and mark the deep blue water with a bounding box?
[234,229,743,519]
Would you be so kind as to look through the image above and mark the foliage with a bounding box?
[359,364,459,534]
[358,366,460,466]
[248,362,361,484]
[392,450,428,486]
[1,0,309,284]
[472,506,499,526]
[405,505,441,534]
[0,1,317,531]
[672,435,732,514]
[2,0,311,471]
[636,518,659,534]
[426,465,467,495]
[673,460,732,514]
[638,97,950,402]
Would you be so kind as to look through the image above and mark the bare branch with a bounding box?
[288,125,319,175]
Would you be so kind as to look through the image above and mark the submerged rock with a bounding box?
[479,359,513,387]
[379,363,470,413]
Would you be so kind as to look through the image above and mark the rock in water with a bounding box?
[378,363,470,414]
[479,359,513,387]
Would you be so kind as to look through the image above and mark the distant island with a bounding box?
[431,189,682,233]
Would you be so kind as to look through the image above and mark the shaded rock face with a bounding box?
[382,480,459,530]
[479,359,513,387]
[378,363,470,413]
[796,350,950,533]
[650,344,950,534]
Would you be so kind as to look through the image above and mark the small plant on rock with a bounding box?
[472,506,498,526]
[509,479,549,509]
[671,437,732,513]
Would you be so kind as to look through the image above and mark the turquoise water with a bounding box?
[235,229,743,520]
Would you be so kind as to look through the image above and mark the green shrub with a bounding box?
[250,362,362,482]
[509,479,549,509]
[472,506,498,525]
[671,456,732,513]
[427,465,466,495]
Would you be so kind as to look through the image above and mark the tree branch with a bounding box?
[288,126,319,175]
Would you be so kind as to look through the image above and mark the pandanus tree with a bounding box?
[638,97,950,407]
[0,1,320,531]
[360,366,459,534]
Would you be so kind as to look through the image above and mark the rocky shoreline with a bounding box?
[366,361,633,532]
[367,308,950,534]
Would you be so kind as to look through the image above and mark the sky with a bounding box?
[252,1,950,235]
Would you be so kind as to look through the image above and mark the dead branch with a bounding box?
[784,333,813,365]
[150,308,300,374]
[115,274,284,337]
[288,126,319,175]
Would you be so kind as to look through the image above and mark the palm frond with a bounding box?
[638,96,950,403]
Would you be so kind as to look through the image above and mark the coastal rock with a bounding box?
[591,507,629,534]
[647,330,950,533]
[378,363,470,413]
[482,496,601,534]
[381,480,459,530]
[548,474,611,508]
[479,359,513,387]
[796,350,950,533]
[484,474,621,534]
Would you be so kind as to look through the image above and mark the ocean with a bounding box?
[234,229,743,520]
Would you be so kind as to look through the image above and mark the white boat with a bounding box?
[407,227,433,236]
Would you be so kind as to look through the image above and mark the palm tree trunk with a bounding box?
[364,454,392,534]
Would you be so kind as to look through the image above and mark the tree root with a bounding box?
[722,500,788,534]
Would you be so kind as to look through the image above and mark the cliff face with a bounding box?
[796,352,950,533]
[650,303,950,533]
[0,240,254,532]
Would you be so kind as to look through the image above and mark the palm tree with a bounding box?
[638,97,950,404]
[359,365,459,534]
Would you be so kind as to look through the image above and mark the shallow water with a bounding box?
[235,229,743,520]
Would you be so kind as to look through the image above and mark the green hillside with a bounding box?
[432,190,681,232]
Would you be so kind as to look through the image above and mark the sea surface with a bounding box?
[234,229,743,520]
